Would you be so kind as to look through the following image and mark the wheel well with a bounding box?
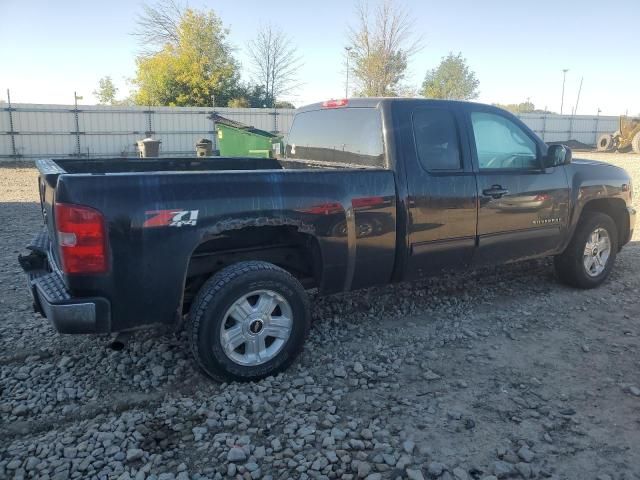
[580,198,628,246]
[182,226,322,312]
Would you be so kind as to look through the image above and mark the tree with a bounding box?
[247,24,302,108]
[422,52,479,100]
[493,101,554,114]
[227,97,249,108]
[132,0,184,55]
[132,7,240,107]
[226,84,271,108]
[347,0,421,97]
[493,101,535,114]
[275,100,295,109]
[93,76,118,105]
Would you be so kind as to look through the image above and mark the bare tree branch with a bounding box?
[247,24,303,107]
[132,0,185,55]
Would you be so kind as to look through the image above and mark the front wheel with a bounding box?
[188,261,310,382]
[554,212,618,289]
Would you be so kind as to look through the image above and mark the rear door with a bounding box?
[402,103,478,278]
[466,106,570,265]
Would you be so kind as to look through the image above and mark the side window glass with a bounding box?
[412,108,461,171]
[286,108,385,168]
[471,112,538,170]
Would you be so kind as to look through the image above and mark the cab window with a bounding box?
[286,108,385,168]
[412,108,462,171]
[471,112,538,170]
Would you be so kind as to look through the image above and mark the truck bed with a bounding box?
[48,156,382,175]
[33,156,398,333]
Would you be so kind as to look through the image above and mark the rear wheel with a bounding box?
[597,134,614,152]
[554,212,618,289]
[188,261,310,382]
[632,132,640,154]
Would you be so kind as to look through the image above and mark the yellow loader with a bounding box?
[597,116,640,153]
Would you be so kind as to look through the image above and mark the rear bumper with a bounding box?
[20,231,111,334]
[28,271,111,334]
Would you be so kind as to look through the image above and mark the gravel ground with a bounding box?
[1,153,639,480]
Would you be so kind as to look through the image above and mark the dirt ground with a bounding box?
[0,152,639,480]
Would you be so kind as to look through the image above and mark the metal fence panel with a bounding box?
[14,132,77,157]
[82,134,140,158]
[0,134,10,157]
[517,113,619,145]
[13,104,76,133]
[0,102,620,161]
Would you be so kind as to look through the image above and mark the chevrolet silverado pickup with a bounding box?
[20,98,636,381]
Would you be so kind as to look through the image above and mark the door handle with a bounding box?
[482,185,509,199]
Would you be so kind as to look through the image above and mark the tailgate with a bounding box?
[35,159,66,269]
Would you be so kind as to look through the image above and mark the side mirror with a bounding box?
[545,144,572,168]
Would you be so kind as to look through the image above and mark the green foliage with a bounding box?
[227,97,249,108]
[226,84,272,108]
[133,8,239,107]
[422,52,479,101]
[93,76,118,105]
[275,101,296,109]
[493,102,555,114]
[493,101,535,114]
[348,1,420,97]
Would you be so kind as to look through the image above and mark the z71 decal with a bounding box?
[143,209,199,228]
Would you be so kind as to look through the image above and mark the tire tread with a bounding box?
[187,261,310,382]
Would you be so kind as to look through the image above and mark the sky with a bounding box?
[1,0,638,116]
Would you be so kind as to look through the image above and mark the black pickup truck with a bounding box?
[21,98,635,381]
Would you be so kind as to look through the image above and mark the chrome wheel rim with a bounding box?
[219,290,293,366]
[583,227,611,277]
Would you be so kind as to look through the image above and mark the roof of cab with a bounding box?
[296,97,480,113]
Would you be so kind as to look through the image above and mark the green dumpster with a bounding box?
[212,114,283,158]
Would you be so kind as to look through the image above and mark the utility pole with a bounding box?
[573,76,583,116]
[345,46,352,98]
[211,94,217,153]
[560,69,569,115]
[73,91,83,156]
[6,89,18,158]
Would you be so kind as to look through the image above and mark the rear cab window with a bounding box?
[286,107,385,168]
[412,108,462,172]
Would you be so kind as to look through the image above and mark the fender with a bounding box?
[559,160,633,252]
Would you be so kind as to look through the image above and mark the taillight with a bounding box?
[322,99,348,108]
[54,203,108,274]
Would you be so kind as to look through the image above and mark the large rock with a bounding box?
[227,447,247,463]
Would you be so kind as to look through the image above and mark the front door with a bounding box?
[404,104,478,278]
[468,107,570,265]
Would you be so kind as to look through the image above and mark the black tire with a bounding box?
[597,134,614,152]
[188,261,310,382]
[554,212,618,289]
[632,132,640,154]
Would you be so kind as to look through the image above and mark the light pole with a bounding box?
[345,46,352,98]
[560,69,569,115]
